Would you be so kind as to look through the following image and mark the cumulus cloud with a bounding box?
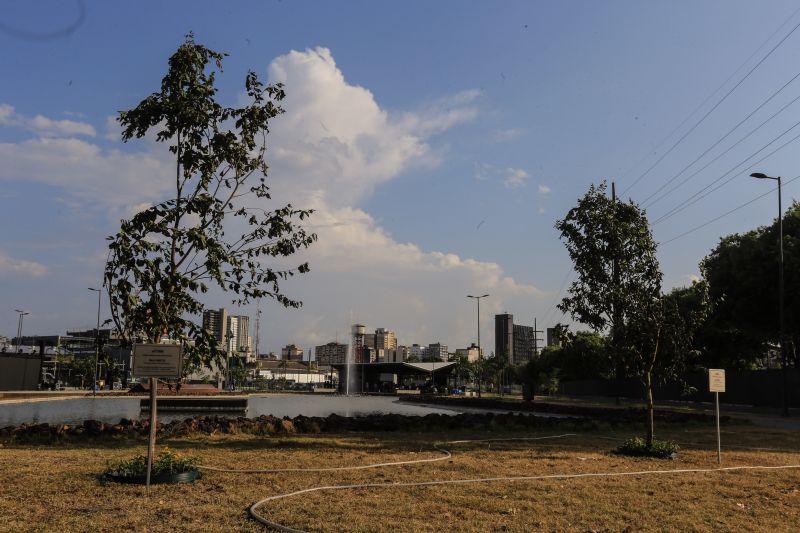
[503,168,529,189]
[0,46,543,351]
[0,250,48,278]
[0,103,96,137]
[538,184,551,194]
[266,47,477,206]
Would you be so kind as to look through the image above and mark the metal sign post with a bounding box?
[133,344,183,489]
[708,369,726,465]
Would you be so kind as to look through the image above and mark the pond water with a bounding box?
[0,395,472,426]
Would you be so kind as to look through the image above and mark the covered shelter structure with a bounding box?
[330,361,456,394]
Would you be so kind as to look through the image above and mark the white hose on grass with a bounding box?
[198,433,800,532]
[198,434,577,474]
[248,463,800,532]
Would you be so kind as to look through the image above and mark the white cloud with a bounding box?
[0,103,96,137]
[266,47,478,207]
[538,184,551,194]
[104,115,122,141]
[0,137,173,207]
[503,168,529,189]
[0,250,48,278]
[538,207,547,215]
[0,47,543,352]
[492,128,524,143]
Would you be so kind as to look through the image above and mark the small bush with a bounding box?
[615,436,679,458]
[105,447,197,477]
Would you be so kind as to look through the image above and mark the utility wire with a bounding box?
[641,69,800,208]
[618,5,800,187]
[659,173,800,245]
[541,269,574,327]
[645,87,800,211]
[621,15,800,196]
[653,119,800,225]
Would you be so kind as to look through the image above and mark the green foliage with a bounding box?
[555,181,662,334]
[104,34,315,369]
[700,201,800,368]
[615,436,679,458]
[105,448,197,477]
[556,182,696,447]
[538,368,560,395]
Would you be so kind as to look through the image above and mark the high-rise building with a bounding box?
[546,326,564,348]
[374,328,397,351]
[202,308,251,358]
[495,313,536,365]
[315,342,349,365]
[281,344,304,361]
[202,308,228,346]
[409,344,426,360]
[387,345,409,362]
[426,342,448,361]
[454,343,481,362]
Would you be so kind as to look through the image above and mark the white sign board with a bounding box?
[133,344,183,378]
[708,368,725,393]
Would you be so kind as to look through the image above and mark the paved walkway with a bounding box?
[537,395,800,430]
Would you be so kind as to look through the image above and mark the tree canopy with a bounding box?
[555,181,662,337]
[700,201,800,368]
[105,34,316,369]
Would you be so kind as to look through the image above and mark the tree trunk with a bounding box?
[645,370,654,448]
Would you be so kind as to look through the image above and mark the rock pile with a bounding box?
[0,411,589,443]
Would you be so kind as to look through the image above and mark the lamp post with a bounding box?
[14,309,29,352]
[750,172,788,416]
[467,294,489,398]
[88,288,102,397]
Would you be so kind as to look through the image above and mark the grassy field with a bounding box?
[0,422,798,532]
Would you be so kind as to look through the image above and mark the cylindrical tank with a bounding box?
[351,324,366,336]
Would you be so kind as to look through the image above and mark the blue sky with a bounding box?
[2,1,800,354]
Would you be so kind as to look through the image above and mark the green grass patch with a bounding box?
[615,436,680,458]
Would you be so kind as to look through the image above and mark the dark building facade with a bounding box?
[495,313,536,365]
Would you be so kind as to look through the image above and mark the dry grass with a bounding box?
[0,423,798,532]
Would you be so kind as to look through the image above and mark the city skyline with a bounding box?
[3,1,800,354]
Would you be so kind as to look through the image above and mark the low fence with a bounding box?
[558,368,800,408]
[0,354,42,391]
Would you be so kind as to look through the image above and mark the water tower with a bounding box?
[351,324,365,363]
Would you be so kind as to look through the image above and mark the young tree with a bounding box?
[105,34,316,370]
[556,181,665,446]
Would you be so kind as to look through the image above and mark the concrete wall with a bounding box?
[0,354,42,390]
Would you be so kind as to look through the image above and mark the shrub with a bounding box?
[105,447,197,477]
[615,436,679,458]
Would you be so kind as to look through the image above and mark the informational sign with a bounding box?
[133,344,183,378]
[708,368,726,393]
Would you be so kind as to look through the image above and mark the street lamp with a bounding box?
[750,172,788,416]
[467,294,489,398]
[88,288,102,397]
[14,309,29,352]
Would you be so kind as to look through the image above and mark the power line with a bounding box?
[541,268,574,327]
[618,5,800,187]
[659,173,800,245]
[653,118,800,225]
[641,69,800,208]
[645,88,800,211]
[621,14,800,196]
